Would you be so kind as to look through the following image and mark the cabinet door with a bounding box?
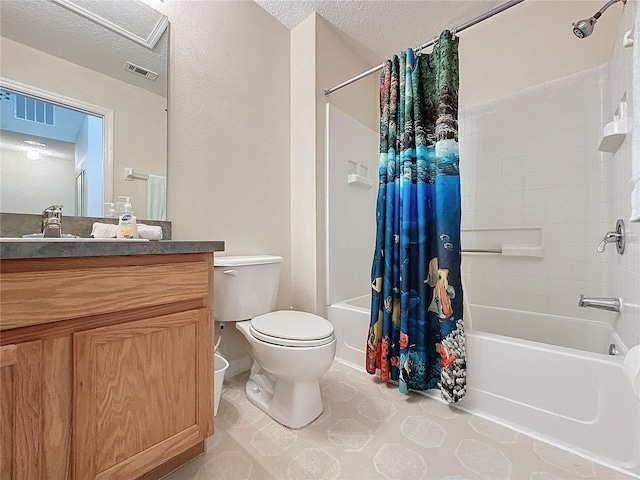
[73,309,212,480]
[0,341,43,480]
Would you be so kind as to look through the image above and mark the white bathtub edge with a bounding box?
[334,356,368,373]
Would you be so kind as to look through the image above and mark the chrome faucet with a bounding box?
[597,231,620,252]
[41,205,63,238]
[597,219,625,254]
[578,294,621,312]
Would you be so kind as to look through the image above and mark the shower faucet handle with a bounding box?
[597,231,620,253]
[596,219,625,254]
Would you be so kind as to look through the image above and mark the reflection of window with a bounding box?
[14,94,54,126]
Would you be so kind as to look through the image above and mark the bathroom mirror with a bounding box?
[0,0,168,220]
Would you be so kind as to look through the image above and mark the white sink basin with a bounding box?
[2,238,150,242]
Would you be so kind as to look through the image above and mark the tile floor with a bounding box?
[164,361,634,480]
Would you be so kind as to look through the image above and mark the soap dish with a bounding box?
[599,99,633,153]
[598,116,632,153]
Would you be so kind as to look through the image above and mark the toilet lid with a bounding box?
[250,311,335,347]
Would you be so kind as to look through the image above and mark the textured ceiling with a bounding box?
[255,0,507,63]
[0,0,168,97]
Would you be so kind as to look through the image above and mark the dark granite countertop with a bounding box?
[0,239,225,260]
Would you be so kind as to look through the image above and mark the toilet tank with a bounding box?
[213,255,283,322]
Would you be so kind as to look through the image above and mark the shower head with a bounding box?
[572,0,626,39]
[572,17,597,38]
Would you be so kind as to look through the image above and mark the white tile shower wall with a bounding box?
[602,0,640,349]
[325,104,378,306]
[459,65,615,326]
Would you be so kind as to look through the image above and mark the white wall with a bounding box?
[316,16,379,314]
[289,14,378,315]
[162,0,291,372]
[325,104,378,305]
[0,38,166,218]
[164,0,291,298]
[459,66,611,323]
[603,0,639,348]
[290,14,319,314]
[0,138,75,214]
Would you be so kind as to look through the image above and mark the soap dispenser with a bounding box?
[116,196,138,239]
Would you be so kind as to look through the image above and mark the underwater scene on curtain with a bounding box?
[366,30,467,403]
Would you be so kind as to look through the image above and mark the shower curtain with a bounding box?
[366,30,467,403]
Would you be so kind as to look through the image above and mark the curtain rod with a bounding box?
[324,0,525,96]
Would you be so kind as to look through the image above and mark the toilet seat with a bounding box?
[250,311,335,347]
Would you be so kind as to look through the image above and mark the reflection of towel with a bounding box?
[632,4,640,222]
[138,224,163,240]
[147,174,167,221]
[91,222,117,238]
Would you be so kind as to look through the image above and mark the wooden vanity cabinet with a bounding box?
[0,252,215,480]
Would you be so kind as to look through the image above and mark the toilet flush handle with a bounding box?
[223,269,238,276]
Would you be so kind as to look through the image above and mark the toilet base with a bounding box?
[245,364,324,429]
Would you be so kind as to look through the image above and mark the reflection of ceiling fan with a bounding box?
[51,0,168,50]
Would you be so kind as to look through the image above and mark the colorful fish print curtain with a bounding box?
[367,31,467,403]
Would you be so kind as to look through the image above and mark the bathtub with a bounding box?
[328,295,640,477]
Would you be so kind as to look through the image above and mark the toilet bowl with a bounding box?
[213,255,336,429]
[236,311,336,428]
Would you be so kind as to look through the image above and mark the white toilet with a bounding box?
[213,255,336,429]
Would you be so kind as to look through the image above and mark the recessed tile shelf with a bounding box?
[461,227,544,258]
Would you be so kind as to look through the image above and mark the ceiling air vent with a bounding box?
[124,62,158,81]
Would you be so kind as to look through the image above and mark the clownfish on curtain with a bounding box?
[366,30,467,403]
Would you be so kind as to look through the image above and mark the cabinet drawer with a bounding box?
[1,262,210,330]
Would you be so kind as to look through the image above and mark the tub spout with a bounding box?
[578,294,621,312]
